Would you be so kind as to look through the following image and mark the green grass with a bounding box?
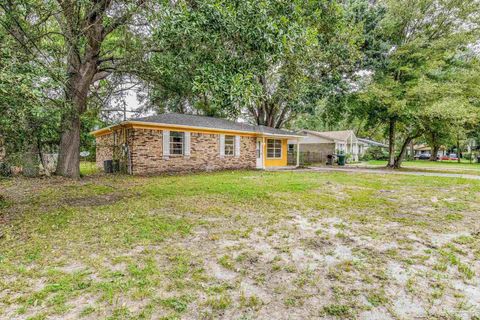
[1,170,479,319]
[79,161,100,176]
[364,160,480,170]
[323,304,351,316]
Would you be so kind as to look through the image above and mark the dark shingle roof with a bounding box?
[129,113,302,137]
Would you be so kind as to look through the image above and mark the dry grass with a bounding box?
[1,170,480,319]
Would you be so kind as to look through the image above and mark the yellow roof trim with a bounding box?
[90,127,113,137]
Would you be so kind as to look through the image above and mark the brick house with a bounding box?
[91,113,303,174]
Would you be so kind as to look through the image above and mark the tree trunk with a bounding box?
[427,132,438,161]
[23,141,40,177]
[55,27,101,177]
[387,118,396,168]
[55,66,95,178]
[394,136,413,168]
[456,139,461,163]
[0,135,5,161]
[53,0,113,178]
[55,64,87,179]
[37,138,49,175]
[430,145,439,161]
[56,113,81,178]
[409,140,415,160]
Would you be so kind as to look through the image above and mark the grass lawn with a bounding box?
[80,162,100,176]
[1,169,480,319]
[361,160,480,175]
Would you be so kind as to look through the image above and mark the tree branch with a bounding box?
[103,0,147,36]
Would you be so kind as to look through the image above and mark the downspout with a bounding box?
[296,138,300,167]
[262,137,266,169]
[128,127,134,175]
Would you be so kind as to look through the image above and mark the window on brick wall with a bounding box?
[224,135,235,156]
[170,131,184,155]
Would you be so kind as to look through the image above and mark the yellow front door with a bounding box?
[264,138,288,167]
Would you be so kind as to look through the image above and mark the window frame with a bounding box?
[169,131,184,155]
[224,135,235,156]
[266,139,282,159]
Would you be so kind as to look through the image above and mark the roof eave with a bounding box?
[303,130,337,141]
[112,120,258,135]
[91,120,302,137]
[261,133,306,138]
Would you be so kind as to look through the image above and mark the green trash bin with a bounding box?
[337,154,346,166]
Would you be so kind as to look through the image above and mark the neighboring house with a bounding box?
[91,113,303,174]
[413,144,447,157]
[288,130,360,163]
[357,138,388,156]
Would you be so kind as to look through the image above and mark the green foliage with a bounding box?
[0,28,61,168]
[1,0,146,177]
[351,0,480,165]
[160,296,190,313]
[360,146,388,161]
[323,304,351,316]
[144,0,363,127]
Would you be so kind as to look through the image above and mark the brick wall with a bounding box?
[96,127,257,174]
[95,129,132,172]
[95,133,113,169]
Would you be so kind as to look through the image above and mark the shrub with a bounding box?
[464,153,479,161]
[0,162,11,177]
[323,304,350,316]
[361,146,389,161]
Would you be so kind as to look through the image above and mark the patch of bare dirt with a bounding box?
[64,193,126,207]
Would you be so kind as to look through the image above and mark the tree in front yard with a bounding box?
[352,0,480,168]
[1,0,148,178]
[143,0,363,128]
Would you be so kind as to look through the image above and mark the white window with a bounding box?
[267,139,282,158]
[170,131,184,155]
[224,135,235,156]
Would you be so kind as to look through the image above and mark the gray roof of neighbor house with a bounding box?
[129,113,303,137]
[358,138,388,148]
[302,130,356,142]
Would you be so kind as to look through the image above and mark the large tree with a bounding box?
[1,0,148,178]
[143,0,362,128]
[353,0,480,168]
